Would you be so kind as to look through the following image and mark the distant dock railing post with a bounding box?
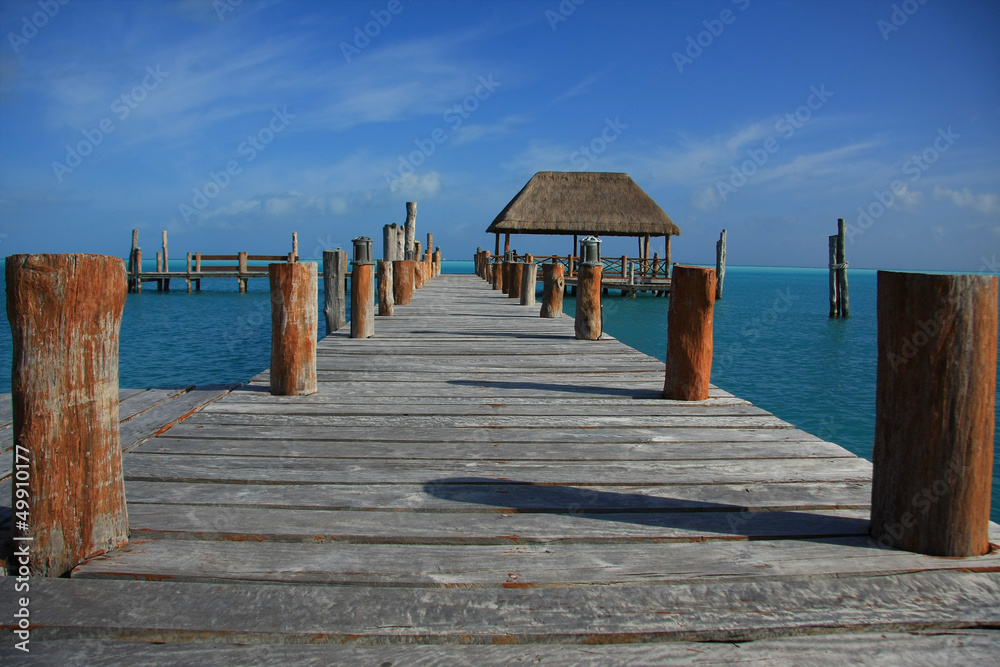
[268,261,317,396]
[870,271,997,557]
[323,249,347,333]
[6,253,129,576]
[663,265,717,401]
[575,237,603,340]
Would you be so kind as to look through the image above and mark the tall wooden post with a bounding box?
[501,257,511,294]
[665,235,672,277]
[870,272,997,557]
[383,224,395,262]
[393,260,415,305]
[269,263,317,396]
[836,219,850,317]
[483,251,492,284]
[575,264,603,340]
[291,231,298,261]
[508,262,524,300]
[829,236,839,318]
[663,265,717,401]
[351,237,375,339]
[161,231,168,272]
[504,233,511,254]
[540,263,564,318]
[128,229,139,292]
[6,254,129,576]
[323,249,347,334]
[377,259,394,317]
[404,202,417,259]
[194,252,201,292]
[520,262,537,306]
[433,247,442,277]
[715,229,727,300]
[413,241,424,288]
[185,252,193,292]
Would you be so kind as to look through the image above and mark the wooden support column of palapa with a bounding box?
[269,262,317,396]
[322,249,347,333]
[870,271,997,557]
[7,253,129,576]
[377,260,394,317]
[540,263,564,318]
[393,260,415,306]
[664,265,717,401]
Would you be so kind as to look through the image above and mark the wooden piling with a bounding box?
[186,252,192,292]
[829,236,839,318]
[133,248,142,293]
[290,232,298,262]
[837,219,850,317]
[492,261,503,291]
[501,259,511,294]
[161,231,168,271]
[351,261,375,339]
[540,263,564,318]
[663,265,717,401]
[520,262,537,306]
[404,202,417,259]
[433,247,442,277]
[870,271,997,557]
[413,242,424,288]
[508,262,524,300]
[238,251,248,293]
[483,251,492,284]
[128,229,139,291]
[574,263,603,340]
[268,263,318,396]
[6,253,129,576]
[377,260,394,317]
[323,249,347,333]
[393,260,415,305]
[716,229,727,300]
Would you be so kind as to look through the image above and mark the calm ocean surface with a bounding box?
[1,260,997,522]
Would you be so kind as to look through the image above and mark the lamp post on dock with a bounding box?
[575,237,603,340]
[351,237,375,339]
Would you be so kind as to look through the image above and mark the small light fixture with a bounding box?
[580,236,602,266]
[352,236,373,264]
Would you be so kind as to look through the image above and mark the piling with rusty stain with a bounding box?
[377,260,394,317]
[663,265,716,401]
[351,261,375,339]
[6,253,129,576]
[508,262,524,300]
[540,263,564,318]
[574,263,603,340]
[492,261,503,291]
[870,271,997,557]
[393,260,415,305]
[269,262,318,396]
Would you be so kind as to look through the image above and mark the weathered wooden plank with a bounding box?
[118,386,194,422]
[122,455,873,485]
[123,480,872,512]
[137,436,853,461]
[0,393,11,427]
[119,385,237,453]
[123,504,870,544]
[71,533,1000,587]
[6,632,998,665]
[2,570,998,643]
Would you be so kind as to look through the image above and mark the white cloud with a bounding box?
[889,184,923,210]
[389,172,441,198]
[452,115,528,146]
[933,186,1000,215]
[691,187,720,212]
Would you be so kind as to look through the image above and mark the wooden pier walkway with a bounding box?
[2,275,999,663]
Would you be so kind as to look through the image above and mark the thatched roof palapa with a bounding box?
[487,171,680,237]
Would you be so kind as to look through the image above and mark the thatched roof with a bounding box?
[487,172,680,237]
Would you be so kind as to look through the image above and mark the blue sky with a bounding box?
[1,0,998,270]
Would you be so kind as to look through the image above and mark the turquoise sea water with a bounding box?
[1,260,998,522]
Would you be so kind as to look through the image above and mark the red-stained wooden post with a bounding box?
[351,237,375,339]
[508,262,524,300]
[7,254,129,576]
[540,262,564,318]
[492,259,503,291]
[269,262,318,396]
[393,260,415,305]
[870,271,997,557]
[663,265,717,401]
[574,237,603,340]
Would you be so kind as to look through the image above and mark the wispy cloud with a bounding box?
[452,115,529,146]
[550,65,616,105]
[933,185,1000,215]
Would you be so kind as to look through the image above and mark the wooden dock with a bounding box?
[2,275,999,662]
